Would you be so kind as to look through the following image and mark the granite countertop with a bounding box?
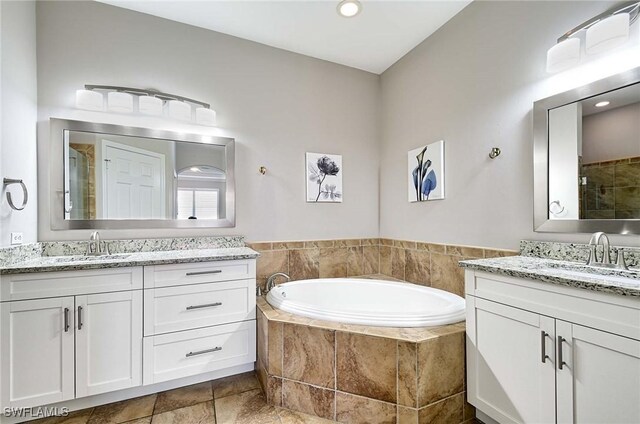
[0,247,260,275]
[460,256,640,297]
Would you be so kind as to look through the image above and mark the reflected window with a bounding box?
[176,165,226,220]
[177,189,219,219]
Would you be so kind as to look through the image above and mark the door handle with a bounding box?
[541,331,550,363]
[185,346,222,358]
[557,336,567,369]
[77,306,84,330]
[186,302,222,310]
[186,270,222,276]
[64,308,70,332]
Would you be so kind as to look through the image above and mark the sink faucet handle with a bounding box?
[615,249,628,270]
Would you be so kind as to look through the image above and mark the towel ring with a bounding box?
[549,200,565,216]
[3,178,28,211]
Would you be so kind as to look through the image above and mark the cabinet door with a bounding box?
[556,320,640,424]
[466,296,556,424]
[0,297,75,408]
[75,291,142,397]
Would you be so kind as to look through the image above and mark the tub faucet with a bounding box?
[86,231,110,256]
[266,272,290,293]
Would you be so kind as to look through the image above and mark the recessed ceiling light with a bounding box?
[595,101,610,107]
[337,0,362,18]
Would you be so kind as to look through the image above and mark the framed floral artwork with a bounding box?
[408,140,445,202]
[306,152,343,203]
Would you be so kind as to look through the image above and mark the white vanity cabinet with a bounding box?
[0,257,257,417]
[0,268,143,408]
[75,291,143,397]
[465,270,640,424]
[142,259,257,385]
[0,297,76,408]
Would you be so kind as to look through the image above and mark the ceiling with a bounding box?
[582,83,640,116]
[98,0,472,74]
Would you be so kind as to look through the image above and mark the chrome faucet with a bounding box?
[266,272,290,292]
[586,232,627,270]
[86,231,110,256]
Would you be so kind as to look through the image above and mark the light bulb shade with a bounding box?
[546,37,581,73]
[166,100,191,121]
[586,13,630,55]
[75,89,103,111]
[195,107,217,126]
[138,95,163,115]
[107,92,134,113]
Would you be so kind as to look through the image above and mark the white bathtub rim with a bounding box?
[266,278,466,327]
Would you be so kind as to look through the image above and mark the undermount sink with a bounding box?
[538,261,640,286]
[50,254,132,263]
[541,267,640,285]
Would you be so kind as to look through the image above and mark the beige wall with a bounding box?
[583,103,640,164]
[379,0,640,250]
[36,1,380,242]
[0,1,38,248]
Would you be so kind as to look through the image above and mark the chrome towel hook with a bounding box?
[3,178,29,211]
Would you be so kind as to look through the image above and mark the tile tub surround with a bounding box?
[247,238,518,295]
[256,297,476,424]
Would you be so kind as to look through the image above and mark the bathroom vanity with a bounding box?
[0,244,258,421]
[461,256,640,424]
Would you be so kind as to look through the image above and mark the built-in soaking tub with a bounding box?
[266,278,465,327]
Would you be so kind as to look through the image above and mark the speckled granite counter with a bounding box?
[460,256,640,297]
[0,247,259,275]
[0,235,260,275]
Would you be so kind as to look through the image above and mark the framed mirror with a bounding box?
[533,67,640,234]
[49,118,235,230]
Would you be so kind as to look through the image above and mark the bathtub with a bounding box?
[265,278,465,327]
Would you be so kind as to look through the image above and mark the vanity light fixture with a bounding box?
[75,89,104,111]
[586,13,631,55]
[595,100,611,107]
[166,100,192,121]
[546,1,639,73]
[546,37,581,73]
[107,92,134,113]
[195,107,217,126]
[138,95,163,116]
[337,0,361,18]
[77,85,218,126]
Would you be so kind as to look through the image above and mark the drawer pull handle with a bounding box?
[186,270,223,276]
[64,308,70,332]
[186,302,223,310]
[77,306,84,330]
[186,346,222,358]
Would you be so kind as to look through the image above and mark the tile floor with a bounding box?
[29,372,335,424]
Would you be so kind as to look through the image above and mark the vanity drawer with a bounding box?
[0,267,143,301]
[144,279,256,336]
[142,320,256,385]
[143,260,255,288]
